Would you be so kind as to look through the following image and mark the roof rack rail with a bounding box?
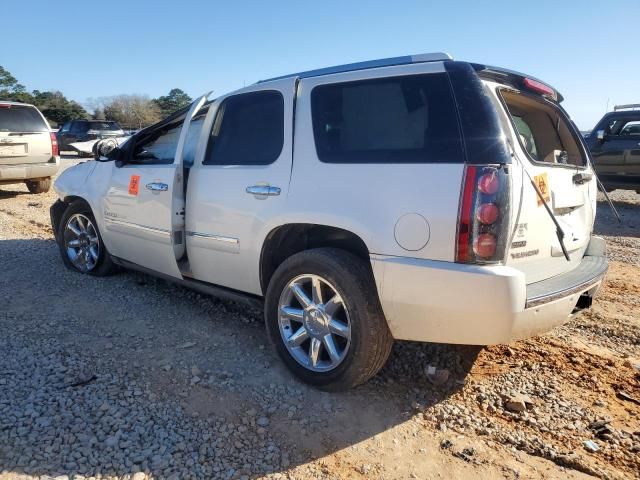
[614,104,640,111]
[258,52,453,83]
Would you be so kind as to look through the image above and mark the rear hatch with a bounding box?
[485,79,597,283]
[0,103,52,165]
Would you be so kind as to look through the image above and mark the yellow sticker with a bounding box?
[534,172,551,206]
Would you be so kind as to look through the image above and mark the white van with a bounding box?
[50,53,607,389]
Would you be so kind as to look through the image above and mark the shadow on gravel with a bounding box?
[595,198,639,238]
[0,238,483,479]
[0,188,30,199]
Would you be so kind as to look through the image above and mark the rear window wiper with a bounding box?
[508,139,571,261]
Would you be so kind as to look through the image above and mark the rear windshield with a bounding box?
[311,73,463,163]
[87,121,121,131]
[0,105,48,132]
[500,90,586,167]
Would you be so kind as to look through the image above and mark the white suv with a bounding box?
[50,53,608,390]
[1,101,60,193]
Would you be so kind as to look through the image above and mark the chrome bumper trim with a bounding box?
[525,255,608,308]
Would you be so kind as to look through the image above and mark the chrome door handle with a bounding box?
[145,182,168,192]
[246,185,281,196]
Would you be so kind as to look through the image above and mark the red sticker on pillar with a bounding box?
[128,175,140,196]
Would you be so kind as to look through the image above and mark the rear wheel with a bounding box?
[56,201,117,276]
[265,248,393,390]
[25,178,51,194]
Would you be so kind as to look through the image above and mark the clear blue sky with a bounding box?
[3,0,639,130]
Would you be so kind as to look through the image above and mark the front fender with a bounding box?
[53,160,98,202]
[52,160,115,249]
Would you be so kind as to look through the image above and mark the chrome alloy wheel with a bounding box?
[63,213,100,272]
[278,274,351,372]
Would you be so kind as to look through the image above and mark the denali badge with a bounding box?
[511,240,527,248]
[511,249,539,259]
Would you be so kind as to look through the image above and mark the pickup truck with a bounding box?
[587,104,640,193]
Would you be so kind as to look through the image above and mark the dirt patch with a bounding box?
[0,163,638,479]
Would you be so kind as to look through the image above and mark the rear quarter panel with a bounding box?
[289,63,463,262]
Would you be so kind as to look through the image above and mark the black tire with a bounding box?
[264,248,393,391]
[25,178,51,194]
[56,200,117,276]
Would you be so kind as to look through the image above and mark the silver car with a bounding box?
[0,101,60,193]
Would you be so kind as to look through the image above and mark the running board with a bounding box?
[111,257,264,309]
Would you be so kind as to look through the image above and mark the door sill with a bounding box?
[111,256,263,309]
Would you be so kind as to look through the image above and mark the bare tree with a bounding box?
[101,94,162,129]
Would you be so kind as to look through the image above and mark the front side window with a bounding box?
[204,90,284,166]
[501,90,586,166]
[619,120,640,136]
[128,104,210,166]
[72,121,89,133]
[131,123,181,164]
[311,73,463,164]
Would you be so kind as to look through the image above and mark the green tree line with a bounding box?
[1,66,192,128]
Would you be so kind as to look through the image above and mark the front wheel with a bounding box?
[264,248,393,391]
[56,201,117,276]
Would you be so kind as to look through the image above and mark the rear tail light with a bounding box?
[50,132,59,156]
[456,165,510,264]
[473,233,497,258]
[476,203,499,224]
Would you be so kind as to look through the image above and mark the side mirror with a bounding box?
[596,130,606,143]
[93,139,120,161]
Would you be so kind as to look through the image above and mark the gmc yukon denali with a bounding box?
[50,53,608,390]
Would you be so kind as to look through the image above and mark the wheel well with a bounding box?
[51,196,89,241]
[259,224,370,294]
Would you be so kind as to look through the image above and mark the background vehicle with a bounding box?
[587,104,640,193]
[0,101,59,193]
[50,53,607,390]
[57,120,124,155]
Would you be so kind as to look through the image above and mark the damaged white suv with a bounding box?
[51,53,608,390]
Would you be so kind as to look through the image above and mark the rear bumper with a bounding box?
[371,240,607,345]
[0,157,60,184]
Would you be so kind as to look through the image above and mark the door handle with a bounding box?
[246,185,281,196]
[146,182,168,192]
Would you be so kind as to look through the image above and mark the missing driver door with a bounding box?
[101,95,209,278]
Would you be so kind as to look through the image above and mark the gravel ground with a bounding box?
[0,159,638,479]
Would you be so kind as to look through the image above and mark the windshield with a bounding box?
[0,105,49,132]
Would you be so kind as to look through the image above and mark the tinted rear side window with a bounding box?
[204,90,284,166]
[72,121,89,133]
[311,73,463,163]
[0,105,48,132]
[89,122,121,131]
